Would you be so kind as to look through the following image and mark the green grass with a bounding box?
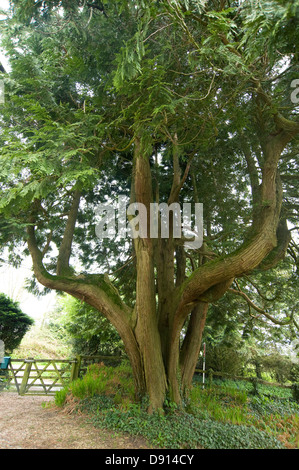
[13,324,72,359]
[55,363,299,449]
[55,361,135,405]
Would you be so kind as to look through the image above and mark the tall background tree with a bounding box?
[0,0,298,411]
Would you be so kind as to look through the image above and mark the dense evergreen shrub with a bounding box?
[0,293,34,353]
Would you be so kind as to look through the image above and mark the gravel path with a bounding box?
[0,392,150,449]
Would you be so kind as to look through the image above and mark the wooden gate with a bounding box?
[5,358,79,396]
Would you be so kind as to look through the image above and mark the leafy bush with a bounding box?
[258,354,295,384]
[290,365,299,383]
[53,296,124,357]
[0,293,34,353]
[292,384,299,403]
[204,344,246,376]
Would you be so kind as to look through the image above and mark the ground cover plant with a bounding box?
[55,362,299,449]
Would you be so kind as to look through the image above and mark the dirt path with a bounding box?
[0,392,150,449]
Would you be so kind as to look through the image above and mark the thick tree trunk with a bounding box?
[134,238,167,411]
[56,190,81,276]
[26,123,298,412]
[164,134,293,405]
[27,221,147,401]
[180,302,208,394]
[132,138,167,412]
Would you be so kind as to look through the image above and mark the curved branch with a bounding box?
[26,224,131,322]
[175,114,296,317]
[243,274,278,302]
[257,217,291,271]
[229,287,294,327]
[240,136,261,224]
[26,223,147,399]
[56,190,81,276]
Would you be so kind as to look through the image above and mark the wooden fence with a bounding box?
[1,356,294,396]
[2,358,78,396]
[194,368,293,390]
[1,355,122,396]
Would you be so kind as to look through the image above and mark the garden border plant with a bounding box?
[55,362,299,449]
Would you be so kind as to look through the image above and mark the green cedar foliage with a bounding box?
[0,0,297,405]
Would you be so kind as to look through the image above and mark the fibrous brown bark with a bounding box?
[132,138,167,411]
[180,301,208,394]
[26,102,298,412]
[56,190,81,276]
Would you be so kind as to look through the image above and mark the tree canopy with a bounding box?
[0,0,298,411]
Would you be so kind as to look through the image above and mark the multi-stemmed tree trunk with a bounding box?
[1,0,298,413]
[26,113,299,411]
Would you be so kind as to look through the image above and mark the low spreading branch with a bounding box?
[229,287,297,329]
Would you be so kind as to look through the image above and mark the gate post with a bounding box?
[70,355,81,382]
[19,359,33,395]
